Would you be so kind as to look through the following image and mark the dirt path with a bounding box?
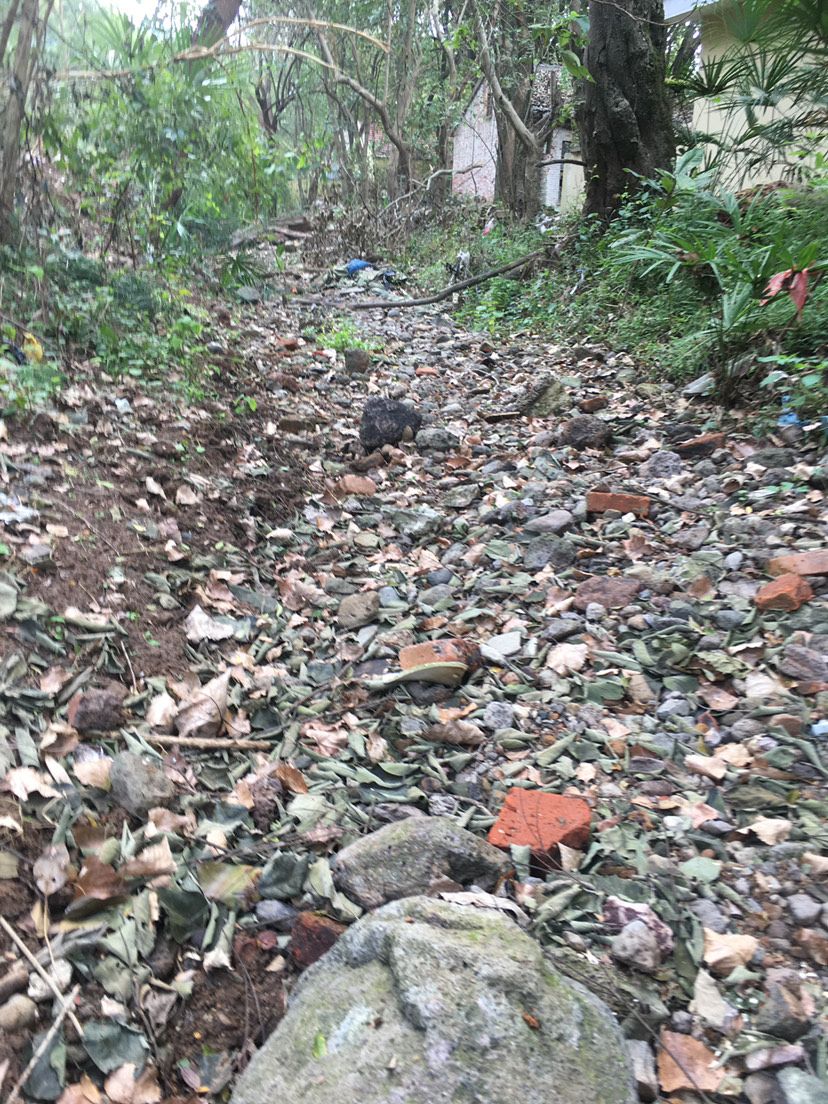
[1,286,827,1102]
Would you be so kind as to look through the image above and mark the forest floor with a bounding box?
[0,265,827,1104]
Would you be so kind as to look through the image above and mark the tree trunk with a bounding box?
[576,0,675,220]
[194,0,241,46]
[0,0,38,245]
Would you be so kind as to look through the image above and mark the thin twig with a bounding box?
[6,984,81,1104]
[146,734,274,750]
[0,916,84,1036]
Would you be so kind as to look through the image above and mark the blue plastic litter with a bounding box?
[812,720,828,739]
[346,258,372,276]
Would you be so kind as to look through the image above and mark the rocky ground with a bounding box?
[0,274,827,1104]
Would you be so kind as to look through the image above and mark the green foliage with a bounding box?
[317,318,380,353]
[758,353,828,425]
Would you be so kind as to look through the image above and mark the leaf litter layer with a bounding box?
[0,271,827,1104]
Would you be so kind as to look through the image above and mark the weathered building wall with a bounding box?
[452,82,498,200]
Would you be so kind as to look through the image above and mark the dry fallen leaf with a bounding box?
[104,1063,162,1104]
[122,838,177,879]
[276,762,309,794]
[657,1028,724,1093]
[545,642,589,676]
[742,816,792,845]
[4,767,61,801]
[424,720,486,746]
[73,756,113,790]
[57,1075,103,1104]
[175,670,231,740]
[33,843,72,896]
[702,928,759,976]
[303,721,349,757]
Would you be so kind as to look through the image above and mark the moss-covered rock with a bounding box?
[231,896,636,1104]
[331,816,511,909]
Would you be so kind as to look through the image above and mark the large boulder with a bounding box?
[331,816,510,909]
[231,896,636,1104]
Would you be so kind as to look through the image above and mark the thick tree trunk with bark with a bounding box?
[576,0,675,220]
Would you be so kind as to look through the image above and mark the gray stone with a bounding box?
[480,631,522,661]
[674,524,711,551]
[639,451,684,480]
[690,898,730,933]
[231,896,636,1104]
[752,448,796,469]
[331,816,510,910]
[418,584,454,608]
[360,398,422,452]
[337,592,380,629]
[743,1072,782,1104]
[542,617,582,641]
[787,894,822,925]
[559,415,612,450]
[778,646,828,683]
[236,285,261,304]
[610,920,662,973]
[415,426,460,451]
[524,510,574,534]
[378,586,404,607]
[0,993,38,1031]
[482,701,515,730]
[256,900,298,930]
[627,1039,658,1103]
[110,752,174,817]
[715,609,748,631]
[443,484,479,508]
[777,1067,828,1104]
[523,536,576,571]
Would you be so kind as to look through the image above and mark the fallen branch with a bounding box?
[146,734,274,750]
[350,247,548,310]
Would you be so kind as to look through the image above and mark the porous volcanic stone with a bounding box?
[359,398,422,452]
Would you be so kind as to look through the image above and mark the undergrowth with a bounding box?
[403,166,828,423]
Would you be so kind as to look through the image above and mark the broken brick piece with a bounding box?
[579,396,608,413]
[755,574,813,612]
[399,638,482,672]
[673,432,726,458]
[574,575,642,610]
[67,687,125,733]
[767,550,828,578]
[290,912,346,969]
[586,491,650,517]
[487,790,591,862]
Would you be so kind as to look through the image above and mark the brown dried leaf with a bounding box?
[122,838,177,879]
[657,1029,724,1093]
[175,670,230,740]
[275,762,309,794]
[303,721,349,757]
[73,756,113,790]
[702,928,759,976]
[104,1063,162,1104]
[424,720,486,747]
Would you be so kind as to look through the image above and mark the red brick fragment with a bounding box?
[579,396,608,413]
[767,550,828,577]
[399,638,482,672]
[290,912,346,969]
[674,432,727,458]
[755,574,813,612]
[586,491,650,517]
[488,790,591,862]
[574,575,643,611]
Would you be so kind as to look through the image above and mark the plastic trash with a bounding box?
[346,259,373,277]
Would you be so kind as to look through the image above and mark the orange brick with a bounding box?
[488,790,591,862]
[415,365,439,377]
[290,912,346,969]
[767,550,828,577]
[674,432,727,458]
[755,573,813,612]
[587,491,650,517]
[579,396,608,413]
[399,638,482,672]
